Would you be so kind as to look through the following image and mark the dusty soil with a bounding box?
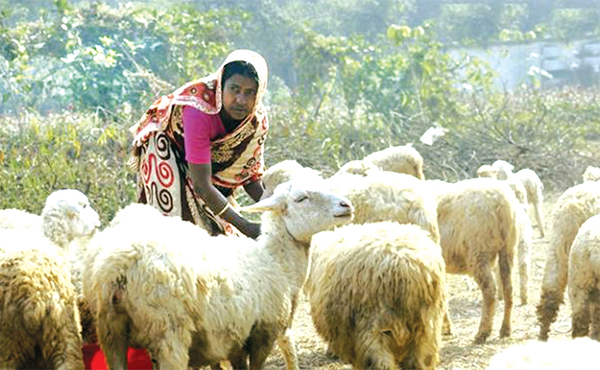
[263,193,574,370]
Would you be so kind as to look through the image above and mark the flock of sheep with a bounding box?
[0,144,599,370]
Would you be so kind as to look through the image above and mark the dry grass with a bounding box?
[263,192,575,370]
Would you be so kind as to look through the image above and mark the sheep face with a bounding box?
[244,180,354,243]
[492,160,514,180]
[42,189,101,242]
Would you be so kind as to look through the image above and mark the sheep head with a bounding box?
[42,189,101,248]
[492,160,514,180]
[243,179,354,243]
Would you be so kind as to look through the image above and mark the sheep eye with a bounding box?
[295,196,308,203]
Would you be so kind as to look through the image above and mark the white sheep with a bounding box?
[0,189,100,251]
[568,214,600,340]
[477,165,532,305]
[305,222,446,370]
[363,144,425,180]
[262,160,439,244]
[537,181,600,340]
[582,165,600,182]
[436,177,519,343]
[485,337,600,370]
[492,160,545,237]
[0,189,101,369]
[83,179,354,370]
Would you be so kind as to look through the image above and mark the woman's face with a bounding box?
[221,74,258,121]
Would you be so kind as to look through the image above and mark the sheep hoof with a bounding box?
[499,325,511,338]
[473,332,489,345]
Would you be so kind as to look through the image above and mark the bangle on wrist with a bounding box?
[215,202,231,217]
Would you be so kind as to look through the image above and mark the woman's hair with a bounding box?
[222,60,259,86]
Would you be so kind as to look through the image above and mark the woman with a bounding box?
[128,49,269,238]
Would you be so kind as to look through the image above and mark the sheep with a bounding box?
[537,181,600,341]
[477,165,532,305]
[436,177,519,343]
[492,160,545,237]
[363,144,425,180]
[0,209,41,230]
[485,337,600,370]
[582,165,600,182]
[262,160,439,244]
[82,179,354,370]
[0,189,101,251]
[568,214,600,340]
[0,189,101,369]
[305,222,446,370]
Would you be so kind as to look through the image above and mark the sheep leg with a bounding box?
[590,287,600,341]
[97,305,129,370]
[247,325,278,370]
[537,244,569,341]
[442,305,453,335]
[276,329,300,370]
[570,285,590,339]
[518,238,530,306]
[497,249,513,338]
[45,309,86,370]
[533,202,545,237]
[472,265,496,344]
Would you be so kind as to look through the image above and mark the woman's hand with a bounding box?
[189,163,261,238]
[240,220,261,239]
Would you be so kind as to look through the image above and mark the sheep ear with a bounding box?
[241,194,284,213]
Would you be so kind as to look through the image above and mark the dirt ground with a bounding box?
[263,192,574,370]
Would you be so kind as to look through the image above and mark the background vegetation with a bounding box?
[1,0,599,222]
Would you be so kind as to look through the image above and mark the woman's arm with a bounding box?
[189,163,261,239]
[244,178,265,202]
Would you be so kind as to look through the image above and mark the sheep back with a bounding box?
[306,222,446,370]
[327,173,440,243]
[0,209,41,231]
[364,144,425,180]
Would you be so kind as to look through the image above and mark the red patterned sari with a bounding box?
[128,50,269,235]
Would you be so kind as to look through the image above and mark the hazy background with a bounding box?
[1,0,599,219]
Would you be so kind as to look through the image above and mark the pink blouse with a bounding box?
[182,106,226,164]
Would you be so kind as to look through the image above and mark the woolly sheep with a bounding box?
[363,144,425,180]
[0,239,85,370]
[262,160,439,244]
[582,165,600,182]
[0,189,101,252]
[477,166,532,305]
[83,179,354,370]
[0,189,101,369]
[485,337,600,370]
[492,160,545,237]
[305,222,446,370]
[537,181,600,340]
[436,178,519,343]
[568,214,600,340]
